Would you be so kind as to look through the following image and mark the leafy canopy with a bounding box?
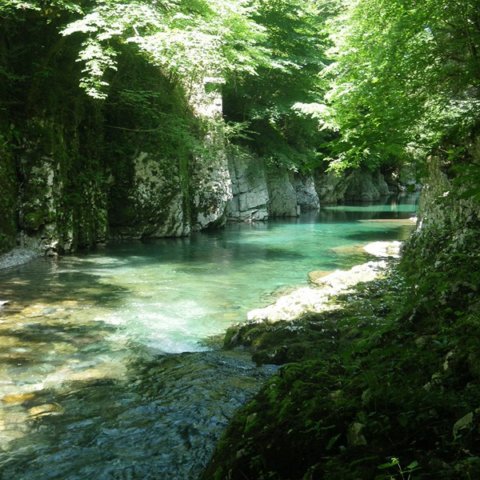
[322,0,480,171]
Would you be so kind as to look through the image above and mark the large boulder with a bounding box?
[316,169,390,204]
[291,175,320,211]
[266,168,299,217]
[315,170,350,204]
[226,148,269,222]
[343,170,389,201]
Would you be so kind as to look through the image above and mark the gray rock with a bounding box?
[0,248,38,270]
[192,145,233,231]
[115,152,190,239]
[292,175,320,211]
[315,171,350,204]
[266,168,299,217]
[344,170,385,202]
[316,169,391,204]
[226,149,269,222]
[190,76,233,230]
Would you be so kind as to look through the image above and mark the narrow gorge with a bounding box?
[1,1,479,479]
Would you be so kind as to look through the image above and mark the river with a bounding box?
[0,199,417,479]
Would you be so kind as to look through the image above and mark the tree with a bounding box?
[222,0,339,172]
[322,0,480,171]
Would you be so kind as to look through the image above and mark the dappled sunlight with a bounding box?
[0,296,132,451]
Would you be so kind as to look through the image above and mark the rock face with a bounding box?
[226,154,320,221]
[292,175,320,212]
[191,150,232,230]
[190,77,233,231]
[363,240,402,258]
[110,152,189,240]
[316,169,392,204]
[0,139,17,254]
[266,168,300,217]
[16,118,109,254]
[404,144,480,267]
[110,73,231,240]
[344,170,390,201]
[0,56,236,253]
[315,171,349,204]
[226,148,269,222]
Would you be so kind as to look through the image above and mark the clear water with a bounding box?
[0,198,417,479]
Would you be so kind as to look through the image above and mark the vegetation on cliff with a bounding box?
[0,0,338,252]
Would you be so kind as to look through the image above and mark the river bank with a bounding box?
[203,232,480,479]
[223,241,400,366]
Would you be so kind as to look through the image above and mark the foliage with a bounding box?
[323,0,480,171]
[1,0,338,174]
[223,0,340,172]
[56,0,271,99]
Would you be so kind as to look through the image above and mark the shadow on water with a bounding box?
[0,258,130,309]
[343,225,413,243]
[57,235,308,273]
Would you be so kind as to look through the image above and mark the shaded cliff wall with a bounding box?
[0,127,17,253]
[0,12,232,254]
[0,13,110,254]
[315,168,403,204]
[226,148,320,222]
[402,134,480,299]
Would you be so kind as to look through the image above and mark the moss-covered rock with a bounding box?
[204,265,480,479]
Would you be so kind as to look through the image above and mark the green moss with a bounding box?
[0,133,17,253]
[204,259,480,479]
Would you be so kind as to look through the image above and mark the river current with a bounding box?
[0,199,417,479]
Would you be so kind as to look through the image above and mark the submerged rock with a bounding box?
[1,392,36,406]
[307,270,332,284]
[316,169,390,204]
[28,403,64,418]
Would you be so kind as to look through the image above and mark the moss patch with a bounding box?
[204,257,480,479]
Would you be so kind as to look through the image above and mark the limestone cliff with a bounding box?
[226,149,320,222]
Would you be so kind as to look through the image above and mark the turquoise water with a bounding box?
[0,199,417,479]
